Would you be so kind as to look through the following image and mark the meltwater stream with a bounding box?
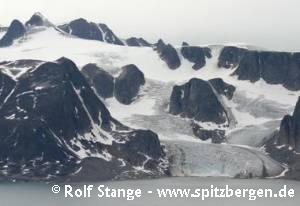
[0,177,299,206]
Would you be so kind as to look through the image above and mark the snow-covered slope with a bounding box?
[0,32,5,39]
[0,26,297,178]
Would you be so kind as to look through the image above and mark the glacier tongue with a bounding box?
[165,140,284,178]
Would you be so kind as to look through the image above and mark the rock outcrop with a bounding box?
[98,23,124,45]
[169,78,228,124]
[114,64,145,104]
[154,39,181,70]
[181,42,212,70]
[169,78,232,142]
[81,64,114,98]
[277,97,300,152]
[25,12,52,27]
[58,18,103,41]
[218,46,300,91]
[218,46,247,68]
[264,97,300,180]
[0,20,26,47]
[0,70,16,105]
[58,18,124,46]
[0,58,166,181]
[191,122,226,143]
[125,37,151,47]
[208,78,236,100]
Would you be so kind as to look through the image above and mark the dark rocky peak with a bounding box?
[0,57,112,130]
[154,39,181,70]
[81,63,114,98]
[25,12,53,27]
[155,39,165,49]
[114,64,145,105]
[181,42,212,70]
[218,46,247,68]
[58,18,124,46]
[98,23,124,45]
[56,57,113,128]
[264,97,300,179]
[169,78,228,124]
[208,78,236,100]
[126,37,151,47]
[0,19,26,47]
[59,18,103,41]
[276,97,300,152]
[0,58,167,181]
[0,58,113,174]
[169,78,230,142]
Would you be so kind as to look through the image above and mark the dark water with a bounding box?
[0,177,299,206]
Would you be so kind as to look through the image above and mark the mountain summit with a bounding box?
[25,12,53,27]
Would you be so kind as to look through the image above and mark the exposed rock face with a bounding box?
[58,18,124,46]
[277,97,300,152]
[98,23,124,45]
[264,97,300,179]
[169,78,234,142]
[169,78,228,124]
[218,46,300,91]
[126,37,151,47]
[0,71,16,105]
[191,122,226,143]
[81,64,114,98]
[114,64,145,105]
[218,46,247,68]
[0,59,43,77]
[232,51,261,82]
[0,20,26,47]
[25,12,52,27]
[0,58,166,181]
[181,42,212,70]
[59,18,103,41]
[154,39,181,70]
[208,78,236,100]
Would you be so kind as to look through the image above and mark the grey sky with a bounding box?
[1,0,300,51]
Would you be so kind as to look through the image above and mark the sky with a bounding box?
[1,0,300,51]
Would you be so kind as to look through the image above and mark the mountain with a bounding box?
[154,39,181,70]
[264,97,300,180]
[0,57,167,181]
[0,14,154,49]
[81,63,114,99]
[58,18,125,46]
[125,37,151,47]
[218,46,300,90]
[82,63,145,104]
[25,12,53,27]
[169,78,235,143]
[181,42,212,70]
[2,13,300,181]
[0,20,26,47]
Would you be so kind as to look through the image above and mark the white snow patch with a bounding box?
[106,97,156,121]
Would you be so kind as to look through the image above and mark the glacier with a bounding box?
[0,25,297,178]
